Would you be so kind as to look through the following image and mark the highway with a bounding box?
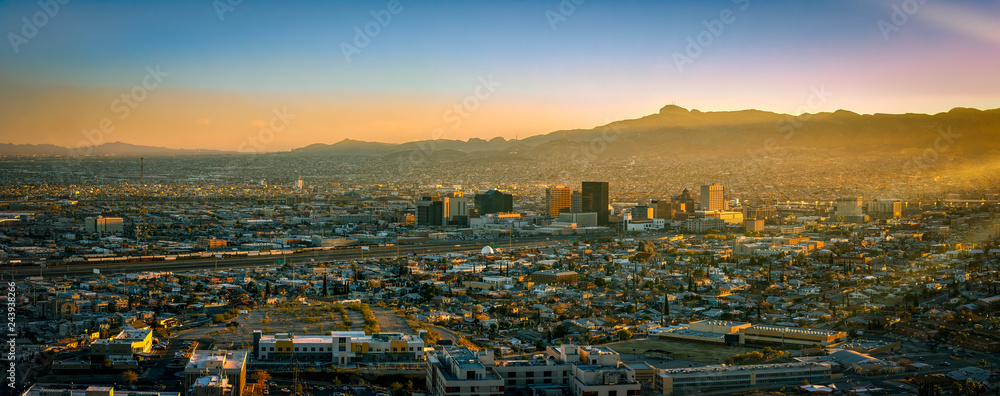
[4,236,580,280]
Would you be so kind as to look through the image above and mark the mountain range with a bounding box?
[3,106,999,159]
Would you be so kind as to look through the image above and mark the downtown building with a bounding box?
[581,181,610,226]
[427,345,640,396]
[253,331,427,366]
[184,349,249,396]
[654,362,833,395]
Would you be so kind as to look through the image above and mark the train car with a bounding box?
[165,255,178,261]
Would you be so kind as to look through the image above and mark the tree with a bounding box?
[122,370,138,385]
[616,329,633,341]
[252,370,271,388]
[389,382,404,395]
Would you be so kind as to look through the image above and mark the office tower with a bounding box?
[416,198,444,226]
[653,199,675,220]
[701,183,725,211]
[85,216,124,233]
[868,199,902,218]
[581,181,610,225]
[631,205,654,219]
[443,195,469,222]
[545,186,572,217]
[475,190,513,215]
[836,197,863,216]
[674,189,696,213]
[571,190,582,213]
[744,202,777,220]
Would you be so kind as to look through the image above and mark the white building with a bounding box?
[254,331,427,366]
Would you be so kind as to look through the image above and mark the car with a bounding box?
[919,356,925,361]
[280,388,290,393]
[942,362,951,366]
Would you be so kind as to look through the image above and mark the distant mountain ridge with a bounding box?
[3,106,999,158]
[0,141,237,156]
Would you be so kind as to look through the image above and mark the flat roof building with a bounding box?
[184,350,248,396]
[654,362,833,395]
[740,325,847,347]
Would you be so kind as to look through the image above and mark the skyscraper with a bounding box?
[545,186,572,217]
[416,198,444,226]
[836,197,863,216]
[475,190,513,215]
[581,181,609,225]
[701,183,725,211]
[443,195,469,222]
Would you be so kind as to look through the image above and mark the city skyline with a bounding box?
[2,0,999,151]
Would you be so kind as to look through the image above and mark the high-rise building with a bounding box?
[443,195,469,222]
[701,183,726,211]
[581,181,609,225]
[631,205,654,219]
[836,197,863,217]
[571,190,582,213]
[674,189,696,213]
[416,198,444,226]
[85,216,124,233]
[545,186,572,217]
[475,190,513,215]
[868,199,902,218]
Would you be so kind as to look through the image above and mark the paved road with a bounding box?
[9,237,578,279]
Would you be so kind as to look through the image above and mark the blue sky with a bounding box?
[2,0,998,149]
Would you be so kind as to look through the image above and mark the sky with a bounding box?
[1,0,999,152]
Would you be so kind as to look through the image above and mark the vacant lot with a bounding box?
[608,338,753,363]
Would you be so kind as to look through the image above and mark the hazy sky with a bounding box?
[2,0,999,151]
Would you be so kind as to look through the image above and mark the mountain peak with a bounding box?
[658,104,690,115]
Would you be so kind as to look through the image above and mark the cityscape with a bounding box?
[2,1,1000,396]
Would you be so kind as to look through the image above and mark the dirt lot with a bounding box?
[371,306,413,334]
[608,338,753,364]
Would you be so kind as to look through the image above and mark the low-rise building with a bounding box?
[654,362,833,395]
[739,325,847,347]
[184,350,248,396]
[254,331,426,366]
